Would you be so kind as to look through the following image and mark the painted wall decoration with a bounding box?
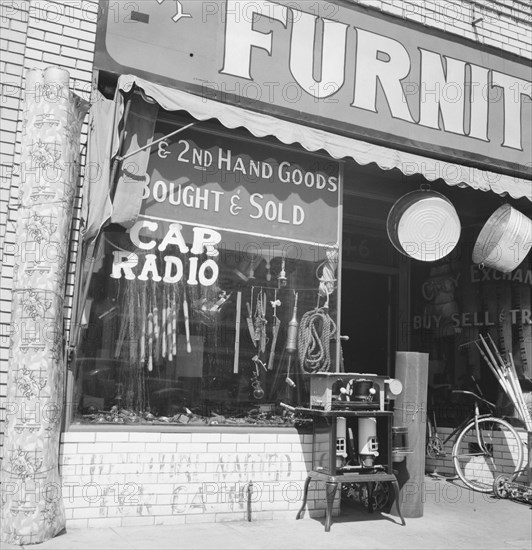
[0,67,88,545]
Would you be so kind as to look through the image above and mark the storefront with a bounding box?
[1,0,531,542]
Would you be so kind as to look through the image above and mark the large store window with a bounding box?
[340,268,397,376]
[408,186,532,427]
[339,173,407,379]
[71,117,342,426]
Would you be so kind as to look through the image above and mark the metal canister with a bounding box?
[358,417,378,467]
[392,426,409,462]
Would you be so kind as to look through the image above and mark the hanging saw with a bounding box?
[254,289,268,353]
[267,291,281,371]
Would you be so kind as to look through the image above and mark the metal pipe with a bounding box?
[247,481,253,522]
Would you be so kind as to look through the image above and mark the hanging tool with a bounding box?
[128,284,137,367]
[161,285,167,359]
[245,301,256,345]
[175,285,180,356]
[317,248,339,298]
[166,286,174,361]
[298,291,337,373]
[210,290,231,311]
[254,289,268,352]
[153,297,160,360]
[114,311,128,359]
[147,308,154,372]
[285,291,299,388]
[183,283,191,354]
[251,355,265,399]
[234,290,242,374]
[140,284,146,364]
[277,257,287,287]
[171,283,179,359]
[267,292,281,371]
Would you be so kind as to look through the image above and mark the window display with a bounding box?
[409,220,532,427]
[71,120,342,426]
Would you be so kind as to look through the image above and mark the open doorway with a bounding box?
[340,267,397,376]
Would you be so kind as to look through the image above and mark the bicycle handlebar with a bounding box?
[451,390,496,410]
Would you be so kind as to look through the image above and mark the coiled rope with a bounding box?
[298,248,339,373]
[298,302,337,373]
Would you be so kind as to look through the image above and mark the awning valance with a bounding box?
[118,74,531,202]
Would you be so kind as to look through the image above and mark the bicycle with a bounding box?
[426,389,525,493]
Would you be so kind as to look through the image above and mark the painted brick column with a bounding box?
[0,67,87,545]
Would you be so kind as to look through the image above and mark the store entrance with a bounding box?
[340,268,397,376]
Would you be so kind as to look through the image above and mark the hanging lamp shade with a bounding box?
[387,190,461,261]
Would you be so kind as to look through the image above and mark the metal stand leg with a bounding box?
[367,482,374,513]
[391,480,406,526]
[325,482,338,532]
[296,476,311,520]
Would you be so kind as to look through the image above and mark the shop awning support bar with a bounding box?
[117,121,196,162]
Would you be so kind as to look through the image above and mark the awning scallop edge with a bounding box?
[118,75,532,202]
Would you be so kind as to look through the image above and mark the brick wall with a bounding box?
[425,426,529,480]
[357,0,532,57]
[58,430,331,528]
[0,0,97,451]
[59,424,529,527]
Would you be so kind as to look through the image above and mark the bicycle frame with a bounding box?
[428,387,525,492]
[437,401,493,451]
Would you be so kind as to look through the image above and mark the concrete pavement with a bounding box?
[2,476,531,549]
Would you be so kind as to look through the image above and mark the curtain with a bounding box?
[82,88,158,242]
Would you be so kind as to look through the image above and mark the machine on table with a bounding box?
[288,372,406,532]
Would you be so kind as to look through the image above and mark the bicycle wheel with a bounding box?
[452,417,524,493]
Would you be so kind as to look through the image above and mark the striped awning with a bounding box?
[119,75,531,202]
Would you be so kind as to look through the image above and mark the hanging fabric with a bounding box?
[82,88,159,241]
[110,92,159,228]
[81,90,121,241]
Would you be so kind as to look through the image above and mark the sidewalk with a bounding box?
[3,476,531,549]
